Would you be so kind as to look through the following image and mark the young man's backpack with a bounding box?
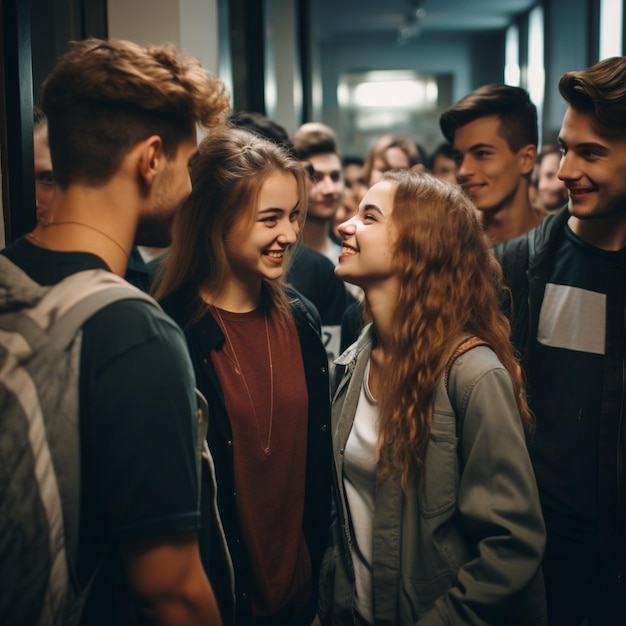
[0,255,158,626]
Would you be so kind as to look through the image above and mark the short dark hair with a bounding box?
[559,56,626,132]
[427,142,455,170]
[343,155,364,168]
[536,144,561,166]
[291,122,340,161]
[439,84,538,151]
[33,105,47,130]
[229,110,296,158]
[40,38,230,188]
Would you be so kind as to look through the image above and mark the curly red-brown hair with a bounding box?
[374,170,533,488]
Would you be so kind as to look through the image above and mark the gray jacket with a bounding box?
[320,326,546,625]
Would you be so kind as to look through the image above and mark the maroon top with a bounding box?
[211,306,311,616]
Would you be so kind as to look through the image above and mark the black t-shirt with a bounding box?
[529,225,626,551]
[2,237,202,625]
[125,246,163,292]
[287,246,355,363]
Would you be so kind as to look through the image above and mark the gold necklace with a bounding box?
[27,220,129,259]
[212,306,275,457]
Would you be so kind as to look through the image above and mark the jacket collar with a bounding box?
[159,283,225,351]
[286,288,320,336]
[334,323,374,366]
[528,204,570,270]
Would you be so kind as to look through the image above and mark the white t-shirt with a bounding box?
[343,359,378,624]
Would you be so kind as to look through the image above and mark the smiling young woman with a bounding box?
[322,170,546,625]
[154,126,332,626]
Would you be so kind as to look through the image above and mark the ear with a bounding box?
[137,135,165,187]
[517,144,537,176]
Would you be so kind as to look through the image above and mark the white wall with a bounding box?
[107,0,220,74]
[108,0,181,48]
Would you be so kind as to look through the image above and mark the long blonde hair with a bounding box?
[374,170,533,487]
[154,126,307,323]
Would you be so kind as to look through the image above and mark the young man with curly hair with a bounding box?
[2,38,230,625]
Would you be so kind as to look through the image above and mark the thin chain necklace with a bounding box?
[27,220,129,259]
[212,305,275,457]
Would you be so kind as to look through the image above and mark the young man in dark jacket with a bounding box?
[495,56,626,626]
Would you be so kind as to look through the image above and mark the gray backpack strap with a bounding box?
[0,254,46,308]
[41,271,160,624]
[28,269,159,349]
[0,259,161,625]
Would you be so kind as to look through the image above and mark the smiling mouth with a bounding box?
[464,183,484,195]
[340,245,357,256]
[568,187,596,195]
[316,201,338,210]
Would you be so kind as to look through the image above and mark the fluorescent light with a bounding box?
[600,0,623,59]
[352,79,436,109]
[505,24,520,86]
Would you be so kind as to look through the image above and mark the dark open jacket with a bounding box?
[494,206,626,602]
[161,284,332,625]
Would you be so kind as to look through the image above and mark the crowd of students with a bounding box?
[2,35,625,626]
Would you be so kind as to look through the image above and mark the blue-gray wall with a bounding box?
[313,0,609,156]
[543,0,591,141]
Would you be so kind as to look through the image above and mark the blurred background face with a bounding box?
[538,151,568,212]
[306,152,344,221]
[431,153,457,185]
[333,185,359,241]
[369,146,411,185]
[33,125,53,222]
[343,161,368,203]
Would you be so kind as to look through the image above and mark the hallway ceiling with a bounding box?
[317,0,539,41]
